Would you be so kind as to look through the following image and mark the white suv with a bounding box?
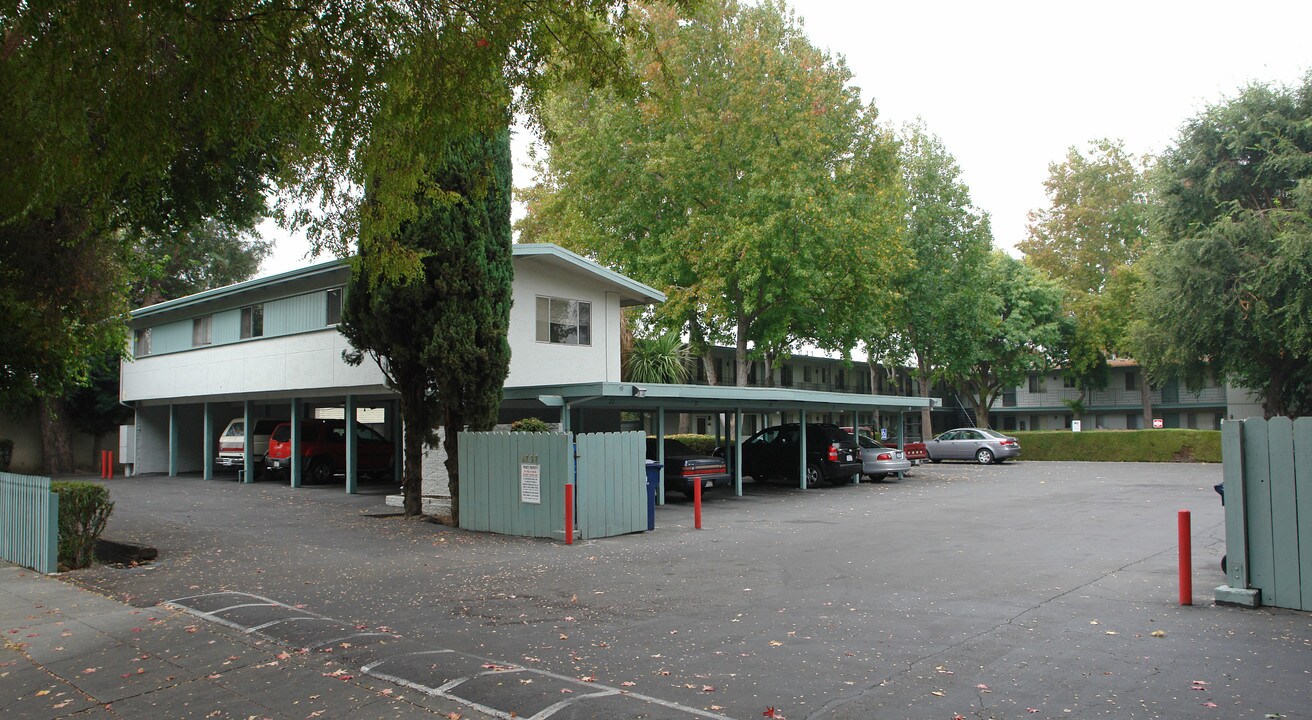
[217,418,282,472]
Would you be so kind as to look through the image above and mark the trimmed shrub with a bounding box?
[662,434,719,454]
[510,417,551,433]
[51,481,114,570]
[1010,429,1221,463]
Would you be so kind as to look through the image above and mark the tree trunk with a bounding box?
[735,317,749,387]
[39,397,75,475]
[443,409,463,527]
[399,383,427,517]
[1140,375,1153,429]
[701,352,719,386]
[973,387,992,429]
[917,357,933,441]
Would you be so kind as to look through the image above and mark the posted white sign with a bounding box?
[520,463,541,504]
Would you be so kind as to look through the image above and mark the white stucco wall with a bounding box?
[122,328,389,404]
[504,261,621,387]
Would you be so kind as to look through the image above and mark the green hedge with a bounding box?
[661,434,720,454]
[51,481,114,570]
[510,417,551,432]
[1010,429,1221,463]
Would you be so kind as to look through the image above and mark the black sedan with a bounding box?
[647,437,733,496]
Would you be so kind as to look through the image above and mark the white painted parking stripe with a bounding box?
[169,592,730,719]
[304,631,391,650]
[247,616,338,632]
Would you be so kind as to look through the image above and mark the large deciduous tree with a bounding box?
[950,252,1067,427]
[1019,139,1150,425]
[341,130,513,520]
[1133,75,1312,418]
[879,121,992,437]
[2,0,680,433]
[518,0,904,384]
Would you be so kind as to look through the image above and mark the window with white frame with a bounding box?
[134,328,152,357]
[192,316,212,347]
[535,296,591,345]
[325,288,342,326]
[240,303,264,339]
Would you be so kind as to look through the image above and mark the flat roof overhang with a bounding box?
[502,381,940,414]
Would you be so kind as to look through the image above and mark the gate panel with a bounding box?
[458,432,570,538]
[575,431,646,539]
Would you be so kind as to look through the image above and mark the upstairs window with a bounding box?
[134,328,152,357]
[1125,370,1138,391]
[535,296,591,345]
[240,303,264,339]
[192,316,212,347]
[1028,374,1046,393]
[325,288,342,325]
[1063,375,1076,388]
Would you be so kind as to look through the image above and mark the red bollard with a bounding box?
[106,451,113,479]
[693,478,702,530]
[100,451,109,479]
[565,484,574,545]
[1178,509,1192,605]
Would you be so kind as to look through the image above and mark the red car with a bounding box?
[263,419,394,483]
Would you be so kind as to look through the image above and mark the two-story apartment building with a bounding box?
[120,244,937,499]
[121,244,665,481]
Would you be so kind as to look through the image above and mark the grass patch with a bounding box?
[1011,429,1221,463]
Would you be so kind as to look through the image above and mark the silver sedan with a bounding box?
[856,433,912,480]
[926,428,1021,464]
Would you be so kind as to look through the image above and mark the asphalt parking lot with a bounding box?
[48,461,1312,719]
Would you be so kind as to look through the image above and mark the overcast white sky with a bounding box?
[256,0,1312,276]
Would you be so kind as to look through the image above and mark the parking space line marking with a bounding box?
[247,616,339,632]
[525,688,620,720]
[305,631,391,650]
[172,593,731,719]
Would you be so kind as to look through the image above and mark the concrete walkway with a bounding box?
[1,563,493,719]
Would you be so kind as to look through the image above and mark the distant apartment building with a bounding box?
[678,350,1264,439]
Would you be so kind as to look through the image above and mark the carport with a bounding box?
[501,382,940,503]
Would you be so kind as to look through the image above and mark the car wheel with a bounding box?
[805,463,823,489]
[975,448,995,465]
[869,472,888,482]
[306,458,333,484]
[930,458,941,464]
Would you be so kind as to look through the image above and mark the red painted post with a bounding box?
[565,484,574,545]
[693,478,702,530]
[1178,509,1192,605]
[100,451,108,479]
[106,451,113,479]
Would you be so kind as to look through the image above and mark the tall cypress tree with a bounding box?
[342,129,513,521]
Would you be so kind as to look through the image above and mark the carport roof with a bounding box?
[502,381,940,413]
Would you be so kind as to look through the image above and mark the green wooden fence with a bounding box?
[458,432,571,539]
[575,431,646,540]
[1220,417,1312,610]
[0,472,59,574]
[458,430,648,540]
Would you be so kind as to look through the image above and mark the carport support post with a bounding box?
[345,395,358,494]
[391,400,403,488]
[202,403,214,481]
[657,407,666,505]
[242,400,254,483]
[799,409,808,489]
[898,411,906,480]
[168,404,179,477]
[290,399,303,488]
[851,410,860,484]
[734,407,743,496]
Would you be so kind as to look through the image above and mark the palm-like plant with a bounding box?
[624,333,691,384]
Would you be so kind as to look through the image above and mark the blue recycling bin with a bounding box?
[644,461,663,531]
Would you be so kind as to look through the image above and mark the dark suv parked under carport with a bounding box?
[719,423,862,488]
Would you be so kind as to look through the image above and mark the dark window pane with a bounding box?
[326,288,342,325]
